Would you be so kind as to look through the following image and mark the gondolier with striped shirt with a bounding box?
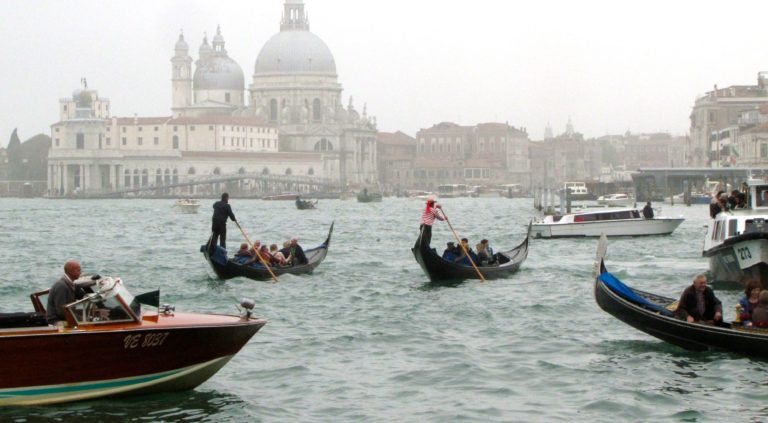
[418,195,444,247]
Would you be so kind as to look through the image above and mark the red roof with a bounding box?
[377,131,415,146]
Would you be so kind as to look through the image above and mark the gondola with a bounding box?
[202,222,333,281]
[411,230,529,282]
[295,198,317,210]
[593,235,768,356]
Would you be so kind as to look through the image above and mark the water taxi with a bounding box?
[704,180,768,287]
[563,182,595,201]
[0,275,265,405]
[530,207,683,238]
[596,193,635,207]
[173,198,201,214]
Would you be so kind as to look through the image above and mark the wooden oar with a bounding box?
[438,208,486,282]
[235,221,279,283]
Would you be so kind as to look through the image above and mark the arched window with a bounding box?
[213,167,221,175]
[312,98,322,122]
[308,167,314,175]
[172,169,179,184]
[141,169,148,186]
[314,138,334,152]
[262,167,270,175]
[172,135,179,149]
[164,169,171,185]
[132,169,139,187]
[124,169,131,187]
[269,99,278,122]
[188,167,196,175]
[76,133,85,149]
[285,168,292,175]
[155,168,162,185]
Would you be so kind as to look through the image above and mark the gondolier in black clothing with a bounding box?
[209,192,237,253]
[418,195,443,247]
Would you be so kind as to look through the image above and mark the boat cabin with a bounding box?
[564,182,589,195]
[705,180,768,248]
[544,208,640,224]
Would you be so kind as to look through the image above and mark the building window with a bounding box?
[173,126,178,132]
[225,92,231,103]
[222,137,226,145]
[55,127,60,132]
[190,126,195,131]
[270,99,278,122]
[106,137,111,145]
[55,138,59,147]
[122,127,126,133]
[209,126,214,131]
[138,127,143,132]
[122,137,127,146]
[313,98,322,122]
[138,137,143,146]
[63,105,67,112]
[153,137,159,145]
[154,126,159,131]
[761,144,768,158]
[172,135,179,149]
[76,133,85,149]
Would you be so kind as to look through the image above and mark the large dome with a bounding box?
[194,55,245,90]
[254,30,336,75]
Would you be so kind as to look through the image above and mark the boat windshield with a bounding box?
[64,277,140,326]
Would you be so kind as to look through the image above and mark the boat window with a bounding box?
[728,219,738,236]
[745,219,767,234]
[552,215,563,223]
[712,221,720,240]
[719,221,728,240]
[575,214,596,222]
[65,293,137,326]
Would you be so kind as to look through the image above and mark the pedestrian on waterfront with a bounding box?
[675,274,722,324]
[418,195,443,247]
[642,201,654,219]
[46,260,86,323]
[209,192,237,253]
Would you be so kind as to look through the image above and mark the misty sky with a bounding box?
[1,0,766,147]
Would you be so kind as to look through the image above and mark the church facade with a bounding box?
[47,0,377,196]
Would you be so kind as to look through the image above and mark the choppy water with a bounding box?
[1,197,767,422]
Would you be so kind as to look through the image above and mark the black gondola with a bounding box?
[593,235,768,356]
[411,231,529,282]
[295,198,317,210]
[202,222,334,281]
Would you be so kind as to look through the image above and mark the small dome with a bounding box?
[254,30,336,75]
[194,55,244,90]
[175,33,188,52]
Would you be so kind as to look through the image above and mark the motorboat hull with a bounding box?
[0,315,265,406]
[703,233,768,287]
[531,218,683,238]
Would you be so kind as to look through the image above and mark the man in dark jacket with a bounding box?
[46,260,86,323]
[288,236,308,265]
[675,274,722,324]
[642,202,654,219]
[210,192,237,253]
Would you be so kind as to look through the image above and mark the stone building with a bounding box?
[529,121,601,188]
[596,132,687,170]
[377,131,416,190]
[689,72,768,167]
[412,122,529,189]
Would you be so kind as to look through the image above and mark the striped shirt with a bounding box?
[421,207,443,226]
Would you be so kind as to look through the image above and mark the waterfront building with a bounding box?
[596,132,687,170]
[377,131,416,191]
[689,72,768,167]
[529,121,601,188]
[412,122,530,190]
[47,0,377,196]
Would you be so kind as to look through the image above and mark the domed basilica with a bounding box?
[48,0,377,197]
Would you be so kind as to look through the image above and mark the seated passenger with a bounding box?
[476,239,495,265]
[674,274,722,324]
[442,241,457,261]
[287,237,309,265]
[750,290,768,327]
[454,238,479,266]
[270,244,287,266]
[234,243,253,258]
[739,279,762,322]
[46,260,86,323]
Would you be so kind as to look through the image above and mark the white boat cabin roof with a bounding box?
[543,208,641,224]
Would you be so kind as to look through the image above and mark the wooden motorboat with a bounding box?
[703,180,768,288]
[295,198,317,210]
[593,235,768,356]
[530,207,683,238]
[0,276,265,406]
[411,230,529,282]
[173,199,201,214]
[202,222,334,280]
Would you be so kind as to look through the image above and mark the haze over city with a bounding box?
[1,0,766,146]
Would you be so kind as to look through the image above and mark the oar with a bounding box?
[438,208,486,282]
[235,221,279,283]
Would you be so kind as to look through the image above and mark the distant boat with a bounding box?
[263,192,300,201]
[530,207,683,238]
[295,198,317,210]
[563,182,596,201]
[173,199,200,214]
[596,193,635,207]
[357,189,382,203]
[0,275,265,405]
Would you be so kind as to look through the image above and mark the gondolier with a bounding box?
[209,192,237,253]
[418,195,443,247]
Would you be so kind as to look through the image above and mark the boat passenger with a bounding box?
[442,241,458,261]
[709,192,726,218]
[418,196,444,247]
[209,192,237,253]
[270,244,287,266]
[279,241,291,262]
[46,260,86,323]
[244,244,274,267]
[642,202,654,219]
[739,280,762,322]
[750,291,768,327]
[454,238,479,266]
[288,237,308,265]
[234,243,253,258]
[476,239,495,265]
[674,274,723,324]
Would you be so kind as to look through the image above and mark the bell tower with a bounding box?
[171,31,193,116]
[281,0,309,31]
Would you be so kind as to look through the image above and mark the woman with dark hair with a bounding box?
[739,279,762,322]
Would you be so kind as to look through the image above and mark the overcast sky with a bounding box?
[1,0,766,147]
